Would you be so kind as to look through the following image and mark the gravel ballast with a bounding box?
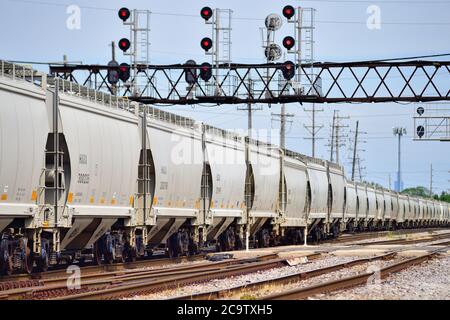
[314,256,450,300]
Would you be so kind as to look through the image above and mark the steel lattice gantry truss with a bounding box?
[49,60,450,105]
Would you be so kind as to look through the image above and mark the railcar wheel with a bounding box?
[93,242,103,265]
[103,250,114,264]
[128,247,137,262]
[0,255,13,276]
[23,246,33,274]
[36,253,49,273]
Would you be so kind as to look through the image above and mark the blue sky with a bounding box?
[2,0,450,193]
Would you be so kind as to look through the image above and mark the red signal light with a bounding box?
[200,37,213,52]
[283,36,295,50]
[282,5,295,19]
[118,8,130,22]
[199,62,212,81]
[282,61,296,80]
[118,38,131,52]
[200,7,213,21]
[118,63,130,82]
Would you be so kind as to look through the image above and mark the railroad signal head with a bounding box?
[118,38,131,52]
[118,63,130,82]
[200,7,213,21]
[282,5,295,20]
[281,61,296,80]
[118,7,131,22]
[283,36,295,50]
[184,60,198,85]
[200,37,213,52]
[199,62,212,82]
[107,60,119,85]
[417,106,425,116]
[417,125,425,138]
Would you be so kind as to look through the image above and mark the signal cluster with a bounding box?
[107,7,132,85]
[198,6,215,82]
[109,5,303,86]
[280,5,299,80]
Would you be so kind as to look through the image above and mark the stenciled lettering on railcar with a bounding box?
[79,154,88,165]
[77,173,90,184]
[160,181,168,190]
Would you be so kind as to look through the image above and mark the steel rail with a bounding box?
[357,232,450,246]
[0,254,206,289]
[315,228,449,246]
[263,247,449,300]
[52,257,290,300]
[171,252,397,300]
[0,254,279,299]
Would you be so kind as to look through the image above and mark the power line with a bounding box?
[7,0,450,26]
[296,0,450,4]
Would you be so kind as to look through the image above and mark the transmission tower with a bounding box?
[327,110,349,164]
[303,103,323,157]
[349,120,367,181]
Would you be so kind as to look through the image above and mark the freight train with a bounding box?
[0,61,449,275]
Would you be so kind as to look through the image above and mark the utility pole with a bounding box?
[272,105,294,151]
[110,41,117,95]
[393,127,407,192]
[351,121,359,181]
[358,157,364,181]
[430,163,433,197]
[303,103,324,157]
[330,111,336,162]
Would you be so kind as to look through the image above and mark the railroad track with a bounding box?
[51,253,291,300]
[172,252,397,300]
[0,227,444,282]
[327,228,449,245]
[0,253,287,300]
[262,246,449,300]
[0,254,206,291]
[173,241,450,300]
[355,231,450,246]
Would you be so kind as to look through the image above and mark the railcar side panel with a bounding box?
[146,121,203,219]
[306,162,329,221]
[356,184,368,221]
[205,133,246,218]
[0,79,48,226]
[345,182,357,219]
[59,96,140,215]
[328,165,346,220]
[248,144,280,218]
[282,156,307,227]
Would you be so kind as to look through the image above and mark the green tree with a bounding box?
[439,192,450,203]
[401,186,431,198]
[401,187,450,203]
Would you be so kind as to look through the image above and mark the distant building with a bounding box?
[395,180,404,192]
